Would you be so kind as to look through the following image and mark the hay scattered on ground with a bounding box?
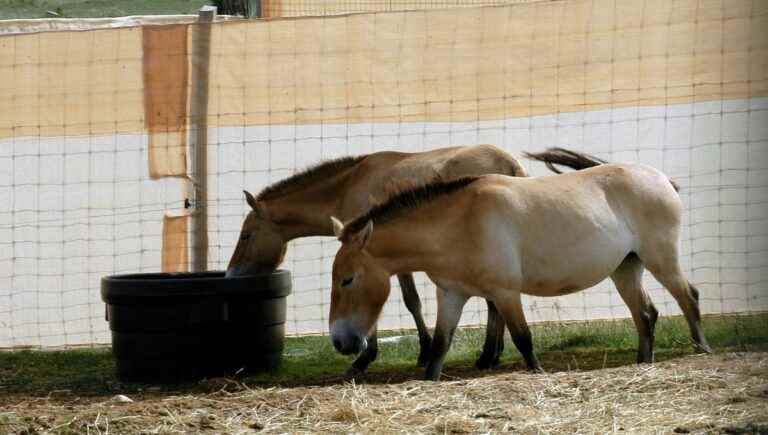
[2,352,767,434]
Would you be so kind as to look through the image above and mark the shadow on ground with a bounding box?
[1,314,766,400]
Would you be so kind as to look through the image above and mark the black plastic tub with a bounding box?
[101,270,291,382]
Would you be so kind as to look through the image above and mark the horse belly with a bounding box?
[520,234,631,297]
[467,182,636,298]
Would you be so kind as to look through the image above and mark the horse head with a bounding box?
[328,217,390,355]
[226,190,287,277]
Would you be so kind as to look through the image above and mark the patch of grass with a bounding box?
[0,314,766,398]
[0,0,212,20]
[0,347,115,393]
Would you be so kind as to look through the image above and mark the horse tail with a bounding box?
[524,147,680,192]
[523,147,606,173]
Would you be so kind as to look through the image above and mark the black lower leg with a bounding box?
[686,282,711,353]
[511,331,540,371]
[689,283,700,303]
[476,300,505,369]
[494,327,505,366]
[637,304,658,364]
[425,327,455,381]
[398,274,432,366]
[416,332,433,367]
[349,331,379,375]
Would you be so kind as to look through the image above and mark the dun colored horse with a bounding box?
[328,148,711,380]
[227,145,527,373]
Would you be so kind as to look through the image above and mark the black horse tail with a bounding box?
[524,147,680,192]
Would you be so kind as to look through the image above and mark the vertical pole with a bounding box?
[189,5,215,272]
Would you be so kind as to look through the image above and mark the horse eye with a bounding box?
[240,233,251,242]
[340,276,354,287]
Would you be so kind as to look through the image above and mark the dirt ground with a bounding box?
[1,352,766,434]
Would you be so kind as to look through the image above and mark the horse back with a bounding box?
[340,145,525,217]
[481,163,680,213]
[476,163,683,252]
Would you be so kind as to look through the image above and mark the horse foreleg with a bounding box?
[610,254,658,364]
[349,327,379,376]
[475,299,506,369]
[397,273,432,367]
[424,287,468,381]
[495,292,542,372]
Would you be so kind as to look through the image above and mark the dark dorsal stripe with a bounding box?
[343,176,480,237]
[257,155,368,201]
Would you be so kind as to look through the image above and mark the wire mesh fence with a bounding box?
[1,0,767,349]
[258,0,543,18]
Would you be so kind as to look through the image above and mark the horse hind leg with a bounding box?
[397,273,432,367]
[610,254,658,364]
[494,292,542,372]
[475,299,506,370]
[642,251,712,354]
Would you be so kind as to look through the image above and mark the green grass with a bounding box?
[1,314,766,397]
[0,0,213,20]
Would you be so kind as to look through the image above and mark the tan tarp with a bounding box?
[209,0,768,126]
[0,0,765,139]
[162,213,190,272]
[0,26,145,138]
[0,15,239,139]
[144,24,189,178]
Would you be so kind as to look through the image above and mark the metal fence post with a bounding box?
[189,5,215,272]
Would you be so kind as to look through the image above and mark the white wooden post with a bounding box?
[189,5,215,272]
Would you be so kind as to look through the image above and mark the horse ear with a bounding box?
[331,216,345,239]
[357,220,373,249]
[245,190,270,220]
[244,190,258,209]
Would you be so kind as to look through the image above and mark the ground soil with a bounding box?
[1,352,766,434]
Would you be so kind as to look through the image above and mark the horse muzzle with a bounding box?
[225,266,251,278]
[330,320,368,355]
[225,266,265,278]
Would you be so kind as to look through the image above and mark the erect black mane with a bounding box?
[342,176,480,237]
[257,155,368,201]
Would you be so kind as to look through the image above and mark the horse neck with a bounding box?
[368,211,456,276]
[263,168,357,241]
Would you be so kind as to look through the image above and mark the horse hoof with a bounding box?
[475,359,492,370]
[695,343,713,354]
[345,366,366,378]
[474,355,500,370]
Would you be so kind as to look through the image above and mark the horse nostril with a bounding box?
[351,336,363,353]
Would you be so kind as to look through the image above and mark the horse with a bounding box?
[226,144,528,374]
[328,148,711,380]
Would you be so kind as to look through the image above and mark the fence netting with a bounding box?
[1,0,766,348]
[258,0,541,18]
